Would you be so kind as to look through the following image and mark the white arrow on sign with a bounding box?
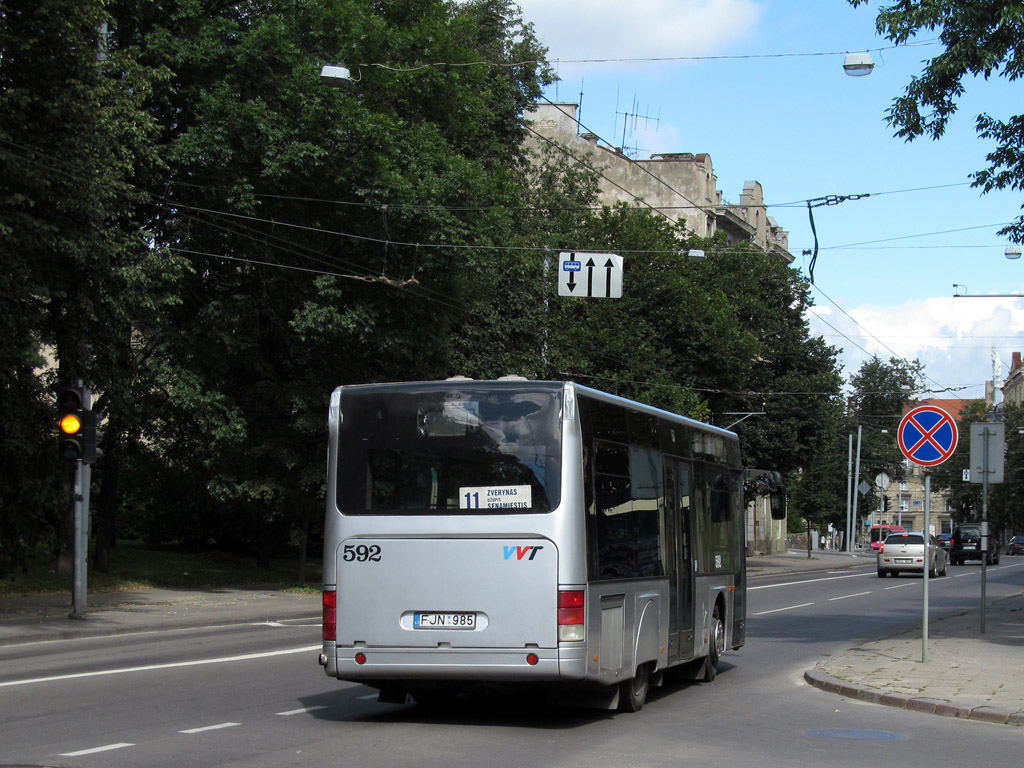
[558,251,623,298]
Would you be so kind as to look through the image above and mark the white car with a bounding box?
[877,532,948,578]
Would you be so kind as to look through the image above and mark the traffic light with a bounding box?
[57,386,86,462]
[82,409,102,463]
[883,495,891,513]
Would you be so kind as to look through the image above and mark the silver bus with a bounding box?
[319,379,784,710]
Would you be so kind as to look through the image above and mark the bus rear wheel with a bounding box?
[703,604,724,683]
[619,662,650,712]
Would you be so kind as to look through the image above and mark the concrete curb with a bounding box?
[803,668,1021,727]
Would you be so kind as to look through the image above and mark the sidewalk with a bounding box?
[0,586,321,646]
[1,552,1022,726]
[758,549,1024,726]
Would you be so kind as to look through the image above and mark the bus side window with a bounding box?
[586,410,666,580]
[694,467,740,572]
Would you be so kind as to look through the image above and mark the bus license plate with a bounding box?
[414,612,476,629]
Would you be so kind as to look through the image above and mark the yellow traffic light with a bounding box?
[60,413,82,435]
[58,386,85,461]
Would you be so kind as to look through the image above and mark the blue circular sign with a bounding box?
[898,405,958,466]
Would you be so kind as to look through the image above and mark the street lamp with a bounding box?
[843,52,874,77]
[1006,246,1021,260]
[320,65,353,86]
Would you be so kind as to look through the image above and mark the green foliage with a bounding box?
[930,399,1023,538]
[929,399,988,521]
[992,402,1024,536]
[849,0,1024,239]
[1,0,846,577]
[847,355,924,485]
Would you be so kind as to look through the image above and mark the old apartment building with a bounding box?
[1003,351,1024,406]
[527,102,793,262]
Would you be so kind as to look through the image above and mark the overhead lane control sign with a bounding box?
[898,405,958,467]
[558,251,623,298]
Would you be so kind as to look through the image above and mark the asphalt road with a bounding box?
[2,561,1022,767]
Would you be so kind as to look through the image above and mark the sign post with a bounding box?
[897,405,959,662]
[968,422,1005,633]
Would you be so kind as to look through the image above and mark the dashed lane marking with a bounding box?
[60,742,135,756]
[179,722,240,734]
[752,602,815,616]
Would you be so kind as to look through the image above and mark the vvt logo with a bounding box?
[504,545,544,561]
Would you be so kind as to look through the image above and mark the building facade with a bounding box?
[1003,352,1024,406]
[527,103,792,262]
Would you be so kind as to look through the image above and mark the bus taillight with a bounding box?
[323,590,337,642]
[558,590,585,642]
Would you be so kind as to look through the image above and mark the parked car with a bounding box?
[1007,535,1024,556]
[950,523,1000,565]
[936,533,952,551]
[877,532,948,578]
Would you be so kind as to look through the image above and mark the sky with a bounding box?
[515,0,1024,401]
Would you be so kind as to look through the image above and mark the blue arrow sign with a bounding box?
[558,251,623,297]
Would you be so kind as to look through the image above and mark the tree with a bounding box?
[107,0,555,570]
[785,399,849,540]
[845,355,924,526]
[934,399,1023,539]
[849,0,1024,239]
[704,241,845,477]
[992,402,1024,538]
[0,0,173,575]
[930,399,989,523]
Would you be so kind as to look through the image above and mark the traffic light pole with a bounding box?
[70,459,91,618]
[67,384,93,619]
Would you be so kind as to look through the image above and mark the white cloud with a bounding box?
[809,297,1024,399]
[517,0,763,63]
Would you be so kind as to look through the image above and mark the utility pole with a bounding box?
[850,426,863,552]
[845,433,853,552]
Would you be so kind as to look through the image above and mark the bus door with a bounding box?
[664,459,695,663]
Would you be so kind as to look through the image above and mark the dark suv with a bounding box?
[950,523,1000,565]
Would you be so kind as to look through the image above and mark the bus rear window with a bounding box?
[335,385,562,515]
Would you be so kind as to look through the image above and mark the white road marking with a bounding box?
[752,602,814,616]
[179,722,240,734]
[827,591,872,601]
[0,644,322,688]
[277,705,329,716]
[749,572,869,590]
[60,742,134,756]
